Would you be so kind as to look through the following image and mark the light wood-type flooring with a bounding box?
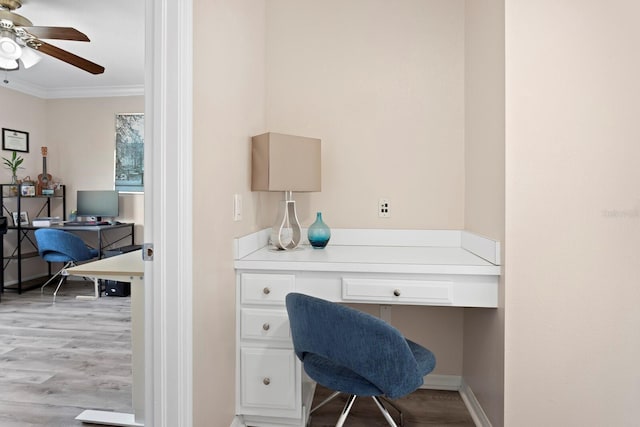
[1,280,475,426]
[0,280,132,426]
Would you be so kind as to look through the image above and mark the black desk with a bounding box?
[55,222,135,258]
[2,222,135,294]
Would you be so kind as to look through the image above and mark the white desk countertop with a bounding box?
[66,249,143,282]
[235,228,500,275]
[235,245,500,275]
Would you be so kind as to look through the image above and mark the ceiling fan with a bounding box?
[0,0,104,74]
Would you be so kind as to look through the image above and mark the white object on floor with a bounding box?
[75,409,143,426]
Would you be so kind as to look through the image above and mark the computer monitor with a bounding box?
[76,190,120,221]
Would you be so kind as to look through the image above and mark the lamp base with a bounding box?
[271,199,302,250]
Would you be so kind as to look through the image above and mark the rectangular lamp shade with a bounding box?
[251,132,321,192]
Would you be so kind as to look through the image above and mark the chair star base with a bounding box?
[310,392,403,427]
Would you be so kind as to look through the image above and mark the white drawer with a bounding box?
[342,277,453,305]
[241,273,295,305]
[241,308,291,341]
[240,347,299,413]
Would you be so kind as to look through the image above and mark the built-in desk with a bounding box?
[66,250,145,427]
[233,229,500,427]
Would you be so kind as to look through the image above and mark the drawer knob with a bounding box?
[263,377,271,386]
[262,323,270,331]
[263,287,271,295]
[393,289,401,297]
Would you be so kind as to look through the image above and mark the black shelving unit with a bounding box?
[0,183,66,294]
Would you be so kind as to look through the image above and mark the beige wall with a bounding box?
[192,1,266,425]
[265,0,466,230]
[505,1,640,425]
[0,87,48,183]
[463,1,505,425]
[264,0,467,377]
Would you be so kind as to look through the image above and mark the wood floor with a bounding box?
[310,385,475,427]
[1,281,475,427]
[0,280,133,427]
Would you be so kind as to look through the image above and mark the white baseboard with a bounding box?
[459,379,493,427]
[2,273,47,287]
[420,374,462,391]
[2,274,94,287]
[421,375,492,427]
[230,415,246,427]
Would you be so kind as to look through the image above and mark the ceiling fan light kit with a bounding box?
[0,56,16,69]
[17,42,39,68]
[0,0,104,74]
[0,31,19,55]
[0,30,21,69]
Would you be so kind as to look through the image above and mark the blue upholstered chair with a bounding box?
[285,292,436,427]
[35,228,100,302]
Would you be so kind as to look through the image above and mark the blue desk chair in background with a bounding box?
[35,228,100,302]
[285,292,436,427]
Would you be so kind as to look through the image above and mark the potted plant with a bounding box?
[2,151,24,195]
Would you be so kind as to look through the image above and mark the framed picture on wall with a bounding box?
[2,128,29,152]
[114,113,144,193]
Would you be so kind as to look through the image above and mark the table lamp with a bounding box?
[252,132,321,250]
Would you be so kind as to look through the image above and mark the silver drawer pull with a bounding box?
[263,287,271,295]
[393,289,401,297]
[262,323,270,331]
[263,377,271,386]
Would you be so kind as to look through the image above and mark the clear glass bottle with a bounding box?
[9,174,18,196]
[307,212,331,249]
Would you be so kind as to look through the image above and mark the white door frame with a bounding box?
[144,0,193,425]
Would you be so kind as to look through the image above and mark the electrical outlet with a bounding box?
[378,198,390,218]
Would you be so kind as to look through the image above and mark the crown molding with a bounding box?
[1,78,144,99]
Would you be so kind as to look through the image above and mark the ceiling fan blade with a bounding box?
[33,40,104,74]
[21,26,90,42]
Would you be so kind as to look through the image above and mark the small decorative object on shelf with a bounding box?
[8,174,19,196]
[2,151,23,196]
[308,211,331,249]
[20,177,36,197]
[12,211,29,226]
[37,147,52,196]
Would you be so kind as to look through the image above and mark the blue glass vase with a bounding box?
[308,212,331,249]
